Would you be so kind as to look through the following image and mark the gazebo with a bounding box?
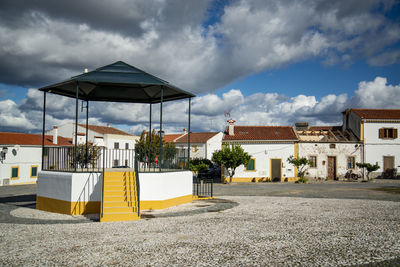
[37,61,196,222]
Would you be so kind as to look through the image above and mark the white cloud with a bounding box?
[353,77,400,108]
[2,76,400,134]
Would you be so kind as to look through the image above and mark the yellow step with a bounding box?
[104,172,136,178]
[102,201,138,208]
[104,180,136,185]
[103,195,134,202]
[100,212,140,222]
[103,206,138,213]
[103,185,136,191]
[103,190,137,197]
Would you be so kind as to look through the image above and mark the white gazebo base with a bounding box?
[36,170,193,215]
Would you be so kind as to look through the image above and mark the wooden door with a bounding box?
[383,156,395,178]
[327,156,336,180]
[271,159,282,182]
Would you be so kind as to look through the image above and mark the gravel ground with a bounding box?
[1,196,400,266]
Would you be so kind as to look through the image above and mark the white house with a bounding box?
[296,123,362,180]
[343,109,400,178]
[174,132,223,160]
[0,132,72,186]
[222,120,298,182]
[47,123,139,150]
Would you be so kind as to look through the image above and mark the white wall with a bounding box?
[299,142,362,178]
[37,171,102,202]
[230,143,296,178]
[363,122,400,176]
[0,146,41,185]
[139,171,192,201]
[206,132,223,159]
[104,134,139,150]
[37,170,192,203]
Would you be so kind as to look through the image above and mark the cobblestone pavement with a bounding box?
[0,181,399,266]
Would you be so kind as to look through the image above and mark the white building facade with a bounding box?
[174,132,223,160]
[0,132,72,185]
[343,109,400,178]
[222,123,298,182]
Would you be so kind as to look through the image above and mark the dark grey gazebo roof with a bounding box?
[39,61,195,103]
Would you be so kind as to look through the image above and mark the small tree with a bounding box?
[71,143,101,168]
[356,162,380,181]
[189,158,212,177]
[212,144,251,183]
[135,130,177,167]
[287,156,311,182]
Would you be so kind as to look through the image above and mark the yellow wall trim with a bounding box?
[37,194,193,215]
[140,194,193,210]
[36,196,100,215]
[360,121,364,142]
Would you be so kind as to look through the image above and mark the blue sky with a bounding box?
[0,0,400,134]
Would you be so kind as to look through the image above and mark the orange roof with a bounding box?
[223,126,297,141]
[0,132,73,146]
[351,109,400,119]
[163,134,184,143]
[175,132,219,143]
[78,124,132,136]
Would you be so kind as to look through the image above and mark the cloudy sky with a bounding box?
[1,0,400,134]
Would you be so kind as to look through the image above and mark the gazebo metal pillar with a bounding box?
[187,97,191,169]
[149,103,152,170]
[74,83,79,172]
[85,100,89,166]
[41,92,47,170]
[159,87,163,172]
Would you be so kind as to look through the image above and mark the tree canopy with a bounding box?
[212,143,251,183]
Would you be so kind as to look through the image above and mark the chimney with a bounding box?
[183,128,187,134]
[295,122,309,131]
[53,126,58,145]
[107,123,110,127]
[227,118,236,136]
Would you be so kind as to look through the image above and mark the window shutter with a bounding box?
[394,128,398,139]
[379,128,384,139]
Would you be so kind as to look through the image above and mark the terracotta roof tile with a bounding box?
[351,109,400,119]
[78,124,132,136]
[175,132,219,143]
[163,134,184,143]
[223,126,297,141]
[0,132,73,146]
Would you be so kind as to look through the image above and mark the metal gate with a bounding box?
[193,178,213,198]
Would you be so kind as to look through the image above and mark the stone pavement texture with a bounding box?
[0,181,400,266]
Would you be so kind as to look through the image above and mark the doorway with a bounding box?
[383,156,395,178]
[271,159,282,182]
[327,156,336,180]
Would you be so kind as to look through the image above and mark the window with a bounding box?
[309,156,317,168]
[379,128,398,139]
[347,157,355,169]
[114,142,119,149]
[11,166,19,180]
[30,165,38,178]
[246,158,256,171]
[125,143,129,149]
[329,144,336,149]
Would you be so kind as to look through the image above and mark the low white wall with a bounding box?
[37,170,192,203]
[139,171,193,201]
[37,171,102,202]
